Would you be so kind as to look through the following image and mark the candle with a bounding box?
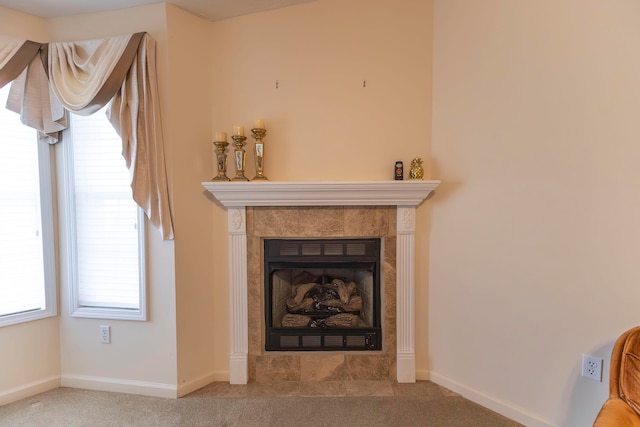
[215,131,227,141]
[233,125,244,136]
[254,119,265,129]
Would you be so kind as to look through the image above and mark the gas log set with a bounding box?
[282,277,363,328]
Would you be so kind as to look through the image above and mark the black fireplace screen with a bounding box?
[264,238,382,351]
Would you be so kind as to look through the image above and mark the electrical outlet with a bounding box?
[581,354,602,382]
[99,325,111,344]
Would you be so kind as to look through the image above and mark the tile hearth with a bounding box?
[194,379,460,398]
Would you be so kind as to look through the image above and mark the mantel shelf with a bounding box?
[202,180,440,207]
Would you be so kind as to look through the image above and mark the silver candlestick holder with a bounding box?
[212,140,230,181]
[251,128,268,181]
[231,134,249,181]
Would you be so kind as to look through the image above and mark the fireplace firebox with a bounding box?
[264,238,382,351]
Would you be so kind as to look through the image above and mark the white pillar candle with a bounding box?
[215,131,227,141]
[254,119,265,129]
[233,125,244,136]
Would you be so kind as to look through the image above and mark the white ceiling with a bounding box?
[0,0,315,21]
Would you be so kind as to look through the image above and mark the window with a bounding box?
[64,107,147,321]
[0,84,57,327]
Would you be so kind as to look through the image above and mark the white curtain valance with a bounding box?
[49,34,131,113]
[0,33,174,240]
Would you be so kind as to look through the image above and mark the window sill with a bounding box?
[0,307,57,328]
[71,306,147,321]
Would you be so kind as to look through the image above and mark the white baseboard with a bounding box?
[177,371,228,397]
[416,369,430,381]
[211,370,229,382]
[61,374,177,399]
[430,372,556,427]
[2,372,230,405]
[0,376,61,406]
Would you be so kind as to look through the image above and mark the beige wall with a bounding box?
[0,6,60,404]
[0,5,48,40]
[163,4,219,393]
[209,0,434,375]
[209,0,433,181]
[49,4,179,393]
[430,1,640,426]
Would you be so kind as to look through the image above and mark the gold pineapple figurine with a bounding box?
[409,157,424,180]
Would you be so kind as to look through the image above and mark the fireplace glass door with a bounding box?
[264,238,382,351]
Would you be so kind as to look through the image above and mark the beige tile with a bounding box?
[384,236,396,267]
[344,380,394,396]
[248,355,256,382]
[246,235,263,354]
[344,207,389,236]
[246,236,261,269]
[247,289,262,353]
[384,317,396,353]
[191,380,460,400]
[185,379,459,399]
[297,207,344,237]
[247,278,262,309]
[300,354,345,381]
[388,357,397,380]
[298,381,347,396]
[245,206,255,235]
[255,355,301,382]
[383,264,397,315]
[248,321,262,355]
[253,207,301,236]
[341,355,391,381]
[386,206,397,237]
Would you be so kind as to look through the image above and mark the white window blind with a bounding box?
[0,84,56,326]
[66,107,146,318]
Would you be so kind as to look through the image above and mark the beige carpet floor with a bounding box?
[0,381,523,426]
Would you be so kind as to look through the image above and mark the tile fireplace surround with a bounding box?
[203,181,439,384]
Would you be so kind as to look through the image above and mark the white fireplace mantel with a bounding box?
[202,180,440,384]
[202,180,439,207]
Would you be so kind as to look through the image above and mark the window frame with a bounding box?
[0,138,58,328]
[62,114,148,322]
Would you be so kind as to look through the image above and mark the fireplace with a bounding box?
[264,238,382,351]
[202,180,440,384]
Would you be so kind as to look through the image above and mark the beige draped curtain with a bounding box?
[0,33,174,240]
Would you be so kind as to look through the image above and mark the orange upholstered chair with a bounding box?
[594,326,640,427]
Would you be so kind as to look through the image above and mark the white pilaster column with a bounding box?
[396,206,416,383]
[228,207,248,384]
